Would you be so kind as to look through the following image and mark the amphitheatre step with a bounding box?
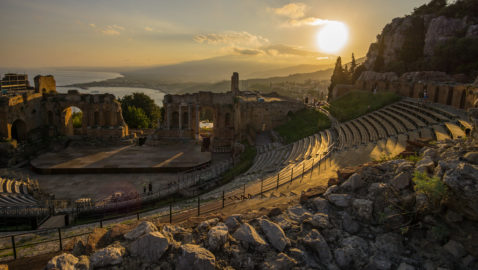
[369,113,396,137]
[356,117,377,142]
[374,111,406,134]
[444,122,467,139]
[433,125,451,141]
[385,107,426,128]
[380,109,416,131]
[400,102,451,122]
[392,104,438,125]
[419,127,435,140]
[363,115,387,139]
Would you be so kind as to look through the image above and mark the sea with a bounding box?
[0,68,165,106]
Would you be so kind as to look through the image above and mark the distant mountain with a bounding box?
[123,55,334,83]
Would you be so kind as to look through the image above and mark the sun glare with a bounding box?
[317,21,349,54]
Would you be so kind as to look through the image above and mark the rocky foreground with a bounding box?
[45,139,478,270]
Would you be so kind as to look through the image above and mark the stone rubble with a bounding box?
[45,138,478,270]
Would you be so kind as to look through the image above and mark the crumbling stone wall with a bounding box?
[0,88,128,141]
[34,75,56,94]
[158,73,305,147]
[333,71,478,110]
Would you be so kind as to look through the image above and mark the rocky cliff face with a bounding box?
[364,1,478,78]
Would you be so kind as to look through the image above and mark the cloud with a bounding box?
[285,17,334,27]
[270,2,340,28]
[270,3,307,19]
[193,31,269,47]
[233,48,263,56]
[100,25,125,36]
[89,23,96,28]
[144,26,153,32]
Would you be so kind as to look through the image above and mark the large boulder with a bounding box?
[129,231,170,263]
[225,214,242,232]
[311,197,329,214]
[443,163,478,220]
[124,221,158,241]
[46,253,78,270]
[415,156,435,174]
[352,199,374,221]
[390,172,411,190]
[90,242,126,268]
[327,194,352,208]
[176,244,216,270]
[198,218,219,232]
[75,256,90,270]
[374,233,404,255]
[334,236,369,269]
[262,252,298,270]
[232,223,268,249]
[302,229,332,263]
[259,218,290,251]
[443,240,467,259]
[287,205,312,222]
[341,173,365,191]
[207,223,229,250]
[310,212,330,229]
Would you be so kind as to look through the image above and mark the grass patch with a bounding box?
[275,108,331,144]
[327,90,401,122]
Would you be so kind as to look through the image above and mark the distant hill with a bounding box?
[123,55,333,84]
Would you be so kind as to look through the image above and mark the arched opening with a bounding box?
[11,119,27,142]
[434,88,440,103]
[459,90,466,109]
[225,113,231,127]
[104,110,111,126]
[47,111,54,125]
[199,107,215,150]
[171,111,179,129]
[446,87,453,105]
[182,112,188,127]
[94,111,100,126]
[62,106,83,136]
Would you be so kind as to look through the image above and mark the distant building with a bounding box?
[0,73,33,94]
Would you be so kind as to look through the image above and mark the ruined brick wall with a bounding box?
[351,71,478,110]
[0,89,128,141]
[34,75,56,93]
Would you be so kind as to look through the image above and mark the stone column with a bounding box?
[178,104,182,130]
[188,104,191,130]
[166,104,171,130]
[196,105,200,139]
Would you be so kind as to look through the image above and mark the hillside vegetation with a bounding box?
[327,90,401,122]
[275,108,331,144]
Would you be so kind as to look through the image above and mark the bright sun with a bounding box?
[317,21,349,54]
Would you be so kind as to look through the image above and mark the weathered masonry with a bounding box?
[0,74,128,141]
[332,71,478,110]
[157,72,305,149]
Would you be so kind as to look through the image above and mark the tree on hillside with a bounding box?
[413,0,447,15]
[350,53,357,74]
[119,93,161,128]
[327,57,346,101]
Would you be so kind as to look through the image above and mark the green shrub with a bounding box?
[412,171,447,207]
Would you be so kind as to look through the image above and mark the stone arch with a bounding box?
[61,106,83,136]
[11,119,27,142]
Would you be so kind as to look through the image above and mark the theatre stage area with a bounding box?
[30,142,211,174]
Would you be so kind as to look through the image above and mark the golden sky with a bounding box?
[0,0,429,68]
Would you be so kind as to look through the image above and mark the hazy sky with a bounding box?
[0,0,429,68]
